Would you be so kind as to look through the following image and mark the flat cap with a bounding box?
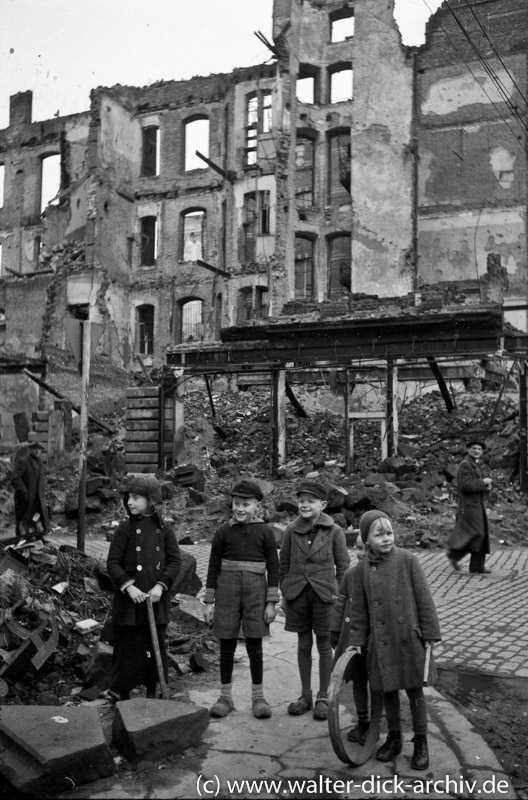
[231,478,263,500]
[295,480,328,501]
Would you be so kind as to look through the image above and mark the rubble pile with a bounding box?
[177,382,527,550]
[0,378,526,713]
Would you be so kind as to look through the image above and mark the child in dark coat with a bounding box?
[279,480,349,721]
[330,532,371,742]
[203,478,279,719]
[348,510,441,770]
[107,475,181,700]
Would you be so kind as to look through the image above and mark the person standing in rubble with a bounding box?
[446,438,492,574]
[11,440,50,541]
[107,475,181,701]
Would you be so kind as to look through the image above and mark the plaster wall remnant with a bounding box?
[416,0,528,297]
[421,69,516,116]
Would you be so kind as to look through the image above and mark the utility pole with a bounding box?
[77,318,92,553]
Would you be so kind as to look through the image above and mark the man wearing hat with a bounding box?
[11,440,50,541]
[446,438,492,574]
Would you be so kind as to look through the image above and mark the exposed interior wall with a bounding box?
[416,0,528,306]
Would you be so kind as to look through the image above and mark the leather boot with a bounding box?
[347,719,370,743]
[376,730,402,762]
[411,734,429,770]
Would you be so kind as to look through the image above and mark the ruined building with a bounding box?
[0,0,527,446]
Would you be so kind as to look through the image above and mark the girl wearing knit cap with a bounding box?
[347,510,441,770]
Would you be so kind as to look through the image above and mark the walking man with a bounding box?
[446,438,492,574]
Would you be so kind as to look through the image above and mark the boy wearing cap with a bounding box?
[446,438,492,574]
[203,478,279,719]
[348,510,441,770]
[279,480,349,721]
[107,475,181,700]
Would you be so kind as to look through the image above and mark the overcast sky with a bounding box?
[0,0,443,130]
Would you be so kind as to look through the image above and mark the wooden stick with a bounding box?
[146,597,170,699]
[422,642,432,686]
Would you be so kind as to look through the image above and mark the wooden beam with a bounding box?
[271,369,286,476]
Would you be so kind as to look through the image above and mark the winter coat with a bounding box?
[107,475,181,627]
[348,547,441,693]
[279,512,350,604]
[447,456,490,554]
[330,565,358,661]
[11,448,50,533]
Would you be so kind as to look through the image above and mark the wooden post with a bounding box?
[386,360,399,457]
[344,370,351,475]
[172,368,185,466]
[77,319,92,553]
[520,360,527,493]
[270,369,286,476]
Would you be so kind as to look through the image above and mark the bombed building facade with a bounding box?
[0,0,527,444]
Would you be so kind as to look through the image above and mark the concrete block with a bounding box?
[0,705,114,797]
[112,697,209,764]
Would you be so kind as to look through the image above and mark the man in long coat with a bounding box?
[11,441,50,540]
[446,438,492,574]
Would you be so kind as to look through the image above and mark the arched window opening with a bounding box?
[41,154,61,212]
[294,236,315,300]
[330,67,353,103]
[181,299,204,343]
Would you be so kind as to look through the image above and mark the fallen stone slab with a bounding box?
[112,697,209,764]
[0,705,114,797]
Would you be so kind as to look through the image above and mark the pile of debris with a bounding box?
[0,536,211,711]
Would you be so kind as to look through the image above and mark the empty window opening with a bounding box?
[183,211,204,261]
[245,90,273,166]
[330,67,353,103]
[242,191,270,263]
[0,165,4,208]
[220,200,227,269]
[295,136,315,207]
[297,77,314,104]
[215,293,223,339]
[141,127,160,177]
[41,154,61,212]
[34,236,41,268]
[136,304,155,355]
[0,244,3,278]
[328,234,351,296]
[294,236,315,299]
[0,307,5,326]
[331,11,355,42]
[181,299,204,343]
[328,131,351,204]
[140,216,157,266]
[184,118,209,171]
[236,286,269,324]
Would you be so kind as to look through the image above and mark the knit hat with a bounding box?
[231,478,263,501]
[296,480,328,501]
[359,510,391,543]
